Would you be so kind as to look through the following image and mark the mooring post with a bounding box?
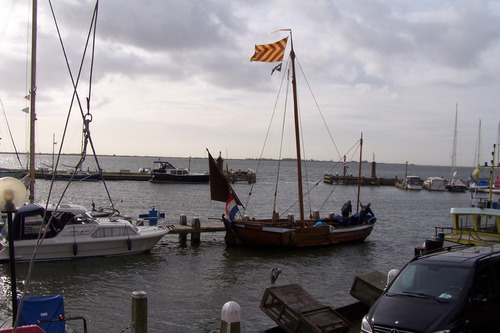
[179,214,187,244]
[191,217,201,244]
[131,291,147,333]
[220,301,241,333]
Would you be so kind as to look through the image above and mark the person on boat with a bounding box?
[341,200,352,219]
[360,203,374,222]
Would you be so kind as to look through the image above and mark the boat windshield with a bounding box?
[61,212,97,225]
[387,262,472,301]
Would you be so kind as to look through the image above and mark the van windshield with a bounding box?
[387,262,472,301]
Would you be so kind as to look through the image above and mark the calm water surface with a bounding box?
[0,155,478,332]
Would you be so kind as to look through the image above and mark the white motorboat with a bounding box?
[423,176,446,191]
[402,175,423,190]
[0,203,169,263]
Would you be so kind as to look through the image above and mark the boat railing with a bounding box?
[434,226,453,237]
[37,315,87,333]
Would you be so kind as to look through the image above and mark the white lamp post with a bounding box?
[0,177,27,321]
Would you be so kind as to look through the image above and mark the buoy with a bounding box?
[127,237,132,251]
[72,242,78,256]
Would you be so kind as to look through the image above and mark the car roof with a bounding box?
[414,244,500,267]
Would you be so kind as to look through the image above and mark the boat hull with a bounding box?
[0,203,168,262]
[0,227,167,262]
[223,220,375,247]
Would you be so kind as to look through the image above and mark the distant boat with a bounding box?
[0,168,27,179]
[396,175,423,190]
[423,177,446,191]
[42,169,100,181]
[445,178,468,192]
[446,104,468,193]
[149,160,209,183]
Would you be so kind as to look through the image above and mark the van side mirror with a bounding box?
[471,294,487,305]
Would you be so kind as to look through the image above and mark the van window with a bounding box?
[471,267,492,300]
[388,262,472,300]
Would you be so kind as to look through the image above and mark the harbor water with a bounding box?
[0,154,482,332]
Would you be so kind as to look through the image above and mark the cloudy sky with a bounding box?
[0,0,499,167]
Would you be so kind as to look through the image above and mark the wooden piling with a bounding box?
[131,291,147,333]
[191,217,201,244]
[220,301,241,333]
[179,214,187,244]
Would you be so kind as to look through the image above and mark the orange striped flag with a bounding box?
[250,37,288,62]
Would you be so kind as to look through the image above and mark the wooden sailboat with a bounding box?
[208,33,376,248]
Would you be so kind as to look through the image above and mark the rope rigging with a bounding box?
[241,49,365,220]
[45,0,115,211]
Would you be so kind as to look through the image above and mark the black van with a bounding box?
[361,244,500,333]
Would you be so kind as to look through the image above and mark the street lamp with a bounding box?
[0,177,27,322]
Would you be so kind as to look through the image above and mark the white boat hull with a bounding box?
[0,204,168,262]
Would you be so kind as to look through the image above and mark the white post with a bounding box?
[220,301,241,333]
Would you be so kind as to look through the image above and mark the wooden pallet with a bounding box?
[260,284,351,333]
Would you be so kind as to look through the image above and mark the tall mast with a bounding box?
[451,103,458,177]
[289,33,304,222]
[474,119,482,167]
[28,0,38,204]
[356,133,363,213]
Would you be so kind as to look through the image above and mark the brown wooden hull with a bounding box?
[223,220,375,247]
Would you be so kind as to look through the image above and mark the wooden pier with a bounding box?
[167,222,226,234]
[164,215,225,244]
[34,170,152,181]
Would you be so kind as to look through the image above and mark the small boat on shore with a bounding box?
[149,160,209,183]
[0,203,168,262]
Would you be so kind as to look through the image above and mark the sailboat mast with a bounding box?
[474,119,482,167]
[356,133,363,213]
[451,104,458,177]
[28,0,38,204]
[289,36,305,221]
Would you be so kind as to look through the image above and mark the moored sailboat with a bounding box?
[208,32,376,248]
[420,144,500,252]
[445,104,468,192]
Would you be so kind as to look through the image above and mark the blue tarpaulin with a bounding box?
[17,295,65,333]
